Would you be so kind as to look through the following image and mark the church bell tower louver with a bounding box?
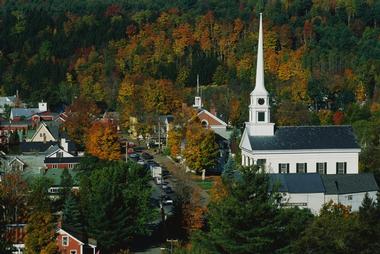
[246,13,275,136]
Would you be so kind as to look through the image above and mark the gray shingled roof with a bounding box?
[321,173,379,194]
[44,157,81,164]
[11,108,41,118]
[249,125,360,150]
[270,173,325,193]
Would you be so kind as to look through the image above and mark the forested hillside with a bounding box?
[1,0,379,169]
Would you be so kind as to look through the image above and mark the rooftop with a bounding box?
[249,125,360,151]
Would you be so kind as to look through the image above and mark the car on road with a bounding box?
[164,186,173,194]
[162,195,173,205]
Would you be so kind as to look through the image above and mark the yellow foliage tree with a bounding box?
[210,177,228,204]
[167,129,182,157]
[85,120,120,161]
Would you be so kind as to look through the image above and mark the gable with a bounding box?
[46,148,74,158]
[30,123,56,142]
[197,110,227,127]
[239,128,252,151]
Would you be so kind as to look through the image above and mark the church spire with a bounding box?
[251,13,268,96]
[193,74,202,109]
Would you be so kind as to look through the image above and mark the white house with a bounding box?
[270,173,379,214]
[28,122,59,142]
[239,14,361,174]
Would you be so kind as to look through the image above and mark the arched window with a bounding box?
[201,120,209,128]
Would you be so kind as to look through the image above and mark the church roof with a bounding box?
[249,125,360,151]
[321,173,379,195]
[270,173,325,193]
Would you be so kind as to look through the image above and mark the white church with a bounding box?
[240,14,361,175]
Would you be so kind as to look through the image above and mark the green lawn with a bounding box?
[195,179,214,192]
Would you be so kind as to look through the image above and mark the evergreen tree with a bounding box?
[80,161,153,252]
[222,155,236,182]
[62,193,84,234]
[60,169,73,201]
[195,166,285,254]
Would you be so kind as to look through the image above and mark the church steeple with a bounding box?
[193,74,202,109]
[246,13,275,136]
[251,13,268,97]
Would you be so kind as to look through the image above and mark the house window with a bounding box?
[40,133,43,137]
[279,163,289,174]
[296,163,307,173]
[347,195,353,201]
[57,152,63,158]
[257,159,266,169]
[336,162,347,174]
[70,251,77,254]
[62,235,69,246]
[317,162,327,174]
[257,112,265,122]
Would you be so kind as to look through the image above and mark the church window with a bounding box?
[317,162,327,174]
[201,120,208,128]
[258,112,265,122]
[296,163,307,173]
[258,98,265,105]
[347,195,353,200]
[279,163,289,174]
[336,162,347,174]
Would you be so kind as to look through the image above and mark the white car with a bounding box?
[162,196,173,205]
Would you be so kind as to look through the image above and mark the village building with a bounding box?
[57,227,97,254]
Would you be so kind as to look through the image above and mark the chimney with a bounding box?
[60,138,68,152]
[38,101,47,112]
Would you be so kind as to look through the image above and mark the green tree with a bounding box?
[60,169,73,201]
[199,131,219,173]
[79,161,153,252]
[62,193,84,234]
[195,167,288,254]
[292,201,354,254]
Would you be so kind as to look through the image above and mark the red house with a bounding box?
[57,227,97,254]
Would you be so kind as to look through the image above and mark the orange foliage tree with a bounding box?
[167,129,182,157]
[85,120,120,161]
[64,96,100,145]
[210,177,229,204]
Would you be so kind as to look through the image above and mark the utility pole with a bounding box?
[125,140,128,163]
[158,116,161,153]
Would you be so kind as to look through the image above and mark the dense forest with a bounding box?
[1,0,380,171]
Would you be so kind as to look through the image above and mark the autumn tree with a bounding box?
[85,120,120,161]
[64,96,100,146]
[0,171,28,224]
[24,211,58,254]
[184,119,219,174]
[167,128,182,157]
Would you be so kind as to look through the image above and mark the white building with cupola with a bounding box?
[240,14,361,175]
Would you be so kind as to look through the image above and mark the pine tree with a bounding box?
[222,155,236,182]
[195,166,284,254]
[62,193,84,234]
[60,169,73,202]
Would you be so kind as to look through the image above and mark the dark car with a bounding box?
[164,186,173,194]
[142,152,153,160]
[133,146,145,153]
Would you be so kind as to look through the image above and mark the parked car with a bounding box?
[164,186,173,194]
[162,195,173,205]
[142,152,153,160]
[134,146,145,153]
[155,177,162,185]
